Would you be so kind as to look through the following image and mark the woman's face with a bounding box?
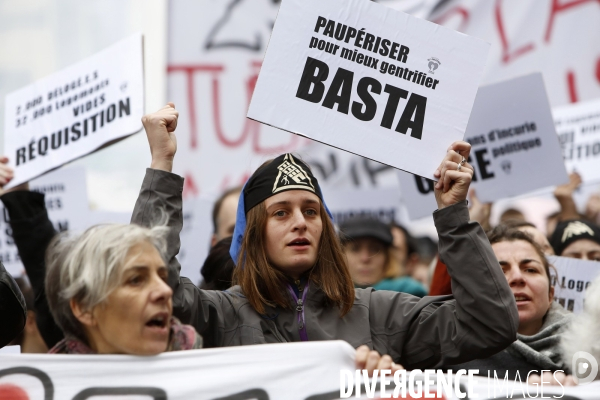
[344,237,387,286]
[263,190,323,279]
[80,241,173,355]
[492,240,554,336]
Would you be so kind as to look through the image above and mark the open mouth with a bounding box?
[288,238,310,247]
[514,293,531,302]
[145,313,169,329]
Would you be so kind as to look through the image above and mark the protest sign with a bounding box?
[86,210,130,226]
[326,187,402,227]
[549,255,600,314]
[0,167,89,276]
[397,74,569,220]
[0,341,354,400]
[167,0,309,199]
[179,197,215,285]
[3,33,144,187]
[3,341,599,400]
[247,0,489,180]
[553,97,600,184]
[428,0,600,107]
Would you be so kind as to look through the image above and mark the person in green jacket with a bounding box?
[339,217,427,297]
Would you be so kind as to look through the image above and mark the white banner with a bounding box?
[3,33,144,187]
[428,0,600,107]
[167,0,310,199]
[2,341,600,399]
[553,97,600,184]
[0,167,89,276]
[549,255,600,314]
[0,341,354,400]
[398,73,569,220]
[248,0,489,180]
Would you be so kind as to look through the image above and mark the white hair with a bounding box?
[560,273,600,380]
[46,223,169,343]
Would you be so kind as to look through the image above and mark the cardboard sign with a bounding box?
[0,167,89,276]
[397,74,569,220]
[0,341,354,400]
[549,255,600,314]
[553,97,600,184]
[3,33,144,187]
[247,0,489,180]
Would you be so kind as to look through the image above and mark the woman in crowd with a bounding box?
[130,104,518,368]
[45,223,203,354]
[0,165,415,370]
[446,224,573,382]
[338,216,427,296]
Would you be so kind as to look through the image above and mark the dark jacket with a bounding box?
[1,191,63,348]
[132,169,519,369]
[447,302,573,379]
[0,260,27,347]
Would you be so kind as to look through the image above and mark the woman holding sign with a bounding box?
[446,224,575,385]
[133,104,518,369]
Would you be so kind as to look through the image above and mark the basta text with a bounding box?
[296,57,427,140]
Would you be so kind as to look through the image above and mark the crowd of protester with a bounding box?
[1,104,599,386]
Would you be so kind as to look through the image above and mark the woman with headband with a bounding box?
[133,104,518,368]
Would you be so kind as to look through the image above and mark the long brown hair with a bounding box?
[232,200,355,316]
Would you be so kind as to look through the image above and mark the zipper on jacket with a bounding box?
[287,281,309,341]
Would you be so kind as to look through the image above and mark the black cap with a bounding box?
[550,219,600,255]
[339,217,393,246]
[243,154,324,214]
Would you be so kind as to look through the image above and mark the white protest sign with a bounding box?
[0,341,354,400]
[0,167,89,276]
[167,0,309,199]
[85,210,130,226]
[326,187,402,226]
[549,255,600,314]
[553,97,600,184]
[3,33,144,187]
[179,197,215,286]
[397,74,569,220]
[247,0,489,180]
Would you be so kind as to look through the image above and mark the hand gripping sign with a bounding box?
[247,0,489,180]
[398,73,569,220]
[3,33,144,187]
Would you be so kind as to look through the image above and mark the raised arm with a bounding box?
[368,142,518,369]
[0,159,64,348]
[131,104,227,344]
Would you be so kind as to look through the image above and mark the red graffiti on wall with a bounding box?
[167,61,302,154]
[433,0,600,103]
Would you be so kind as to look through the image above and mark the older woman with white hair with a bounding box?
[44,223,203,354]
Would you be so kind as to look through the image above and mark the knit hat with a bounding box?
[550,219,600,256]
[229,154,332,265]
